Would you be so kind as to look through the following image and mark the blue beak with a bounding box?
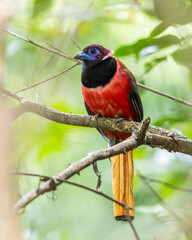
[74,52,95,61]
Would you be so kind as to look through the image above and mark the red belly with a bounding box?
[82,62,137,142]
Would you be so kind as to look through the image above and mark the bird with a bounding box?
[74,44,143,221]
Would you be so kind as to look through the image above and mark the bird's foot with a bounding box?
[94,113,102,122]
[109,137,116,147]
[116,117,125,124]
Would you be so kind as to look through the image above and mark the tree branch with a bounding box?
[7,95,192,156]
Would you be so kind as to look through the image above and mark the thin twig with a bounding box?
[46,42,67,54]
[139,175,192,193]
[138,82,192,108]
[11,171,131,210]
[138,172,190,228]
[93,162,102,190]
[14,63,78,94]
[135,117,151,143]
[12,171,140,240]
[3,29,81,63]
[70,38,82,51]
[22,83,39,102]
[0,88,23,101]
[126,216,140,240]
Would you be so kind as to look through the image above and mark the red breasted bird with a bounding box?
[74,44,143,221]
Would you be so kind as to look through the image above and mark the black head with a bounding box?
[74,44,117,88]
[74,44,114,67]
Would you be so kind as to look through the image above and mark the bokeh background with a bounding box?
[4,0,192,239]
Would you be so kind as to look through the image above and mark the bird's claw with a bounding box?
[116,117,125,124]
[94,113,102,122]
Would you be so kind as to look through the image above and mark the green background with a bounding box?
[4,0,192,239]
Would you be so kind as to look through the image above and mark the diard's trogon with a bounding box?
[74,44,143,221]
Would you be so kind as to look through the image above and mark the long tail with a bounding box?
[111,151,134,221]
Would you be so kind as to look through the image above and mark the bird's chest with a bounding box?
[82,71,134,119]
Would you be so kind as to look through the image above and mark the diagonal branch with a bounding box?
[3,29,80,63]
[138,172,190,228]
[12,171,140,240]
[138,175,192,193]
[11,172,131,210]
[14,63,79,94]
[138,83,192,108]
[11,172,131,209]
[13,134,141,212]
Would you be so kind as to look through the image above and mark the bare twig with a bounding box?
[11,171,131,210]
[135,117,151,143]
[70,38,82,51]
[12,171,140,240]
[46,42,68,54]
[126,217,140,240]
[138,83,192,108]
[139,175,192,193]
[14,63,78,94]
[0,88,23,101]
[93,162,102,190]
[3,30,81,63]
[23,82,39,102]
[138,172,190,227]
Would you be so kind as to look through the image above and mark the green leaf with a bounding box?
[172,47,192,69]
[32,0,53,17]
[115,35,180,57]
[149,22,169,39]
[144,56,167,74]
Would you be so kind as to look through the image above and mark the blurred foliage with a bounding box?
[4,0,192,240]
[115,34,180,58]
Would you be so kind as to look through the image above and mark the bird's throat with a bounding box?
[81,57,117,88]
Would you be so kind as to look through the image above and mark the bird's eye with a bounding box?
[90,48,96,54]
[88,47,99,56]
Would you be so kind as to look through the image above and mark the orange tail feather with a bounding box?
[111,151,134,221]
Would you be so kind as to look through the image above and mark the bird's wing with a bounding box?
[119,60,143,122]
[84,101,109,141]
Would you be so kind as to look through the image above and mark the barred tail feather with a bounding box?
[111,151,134,221]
